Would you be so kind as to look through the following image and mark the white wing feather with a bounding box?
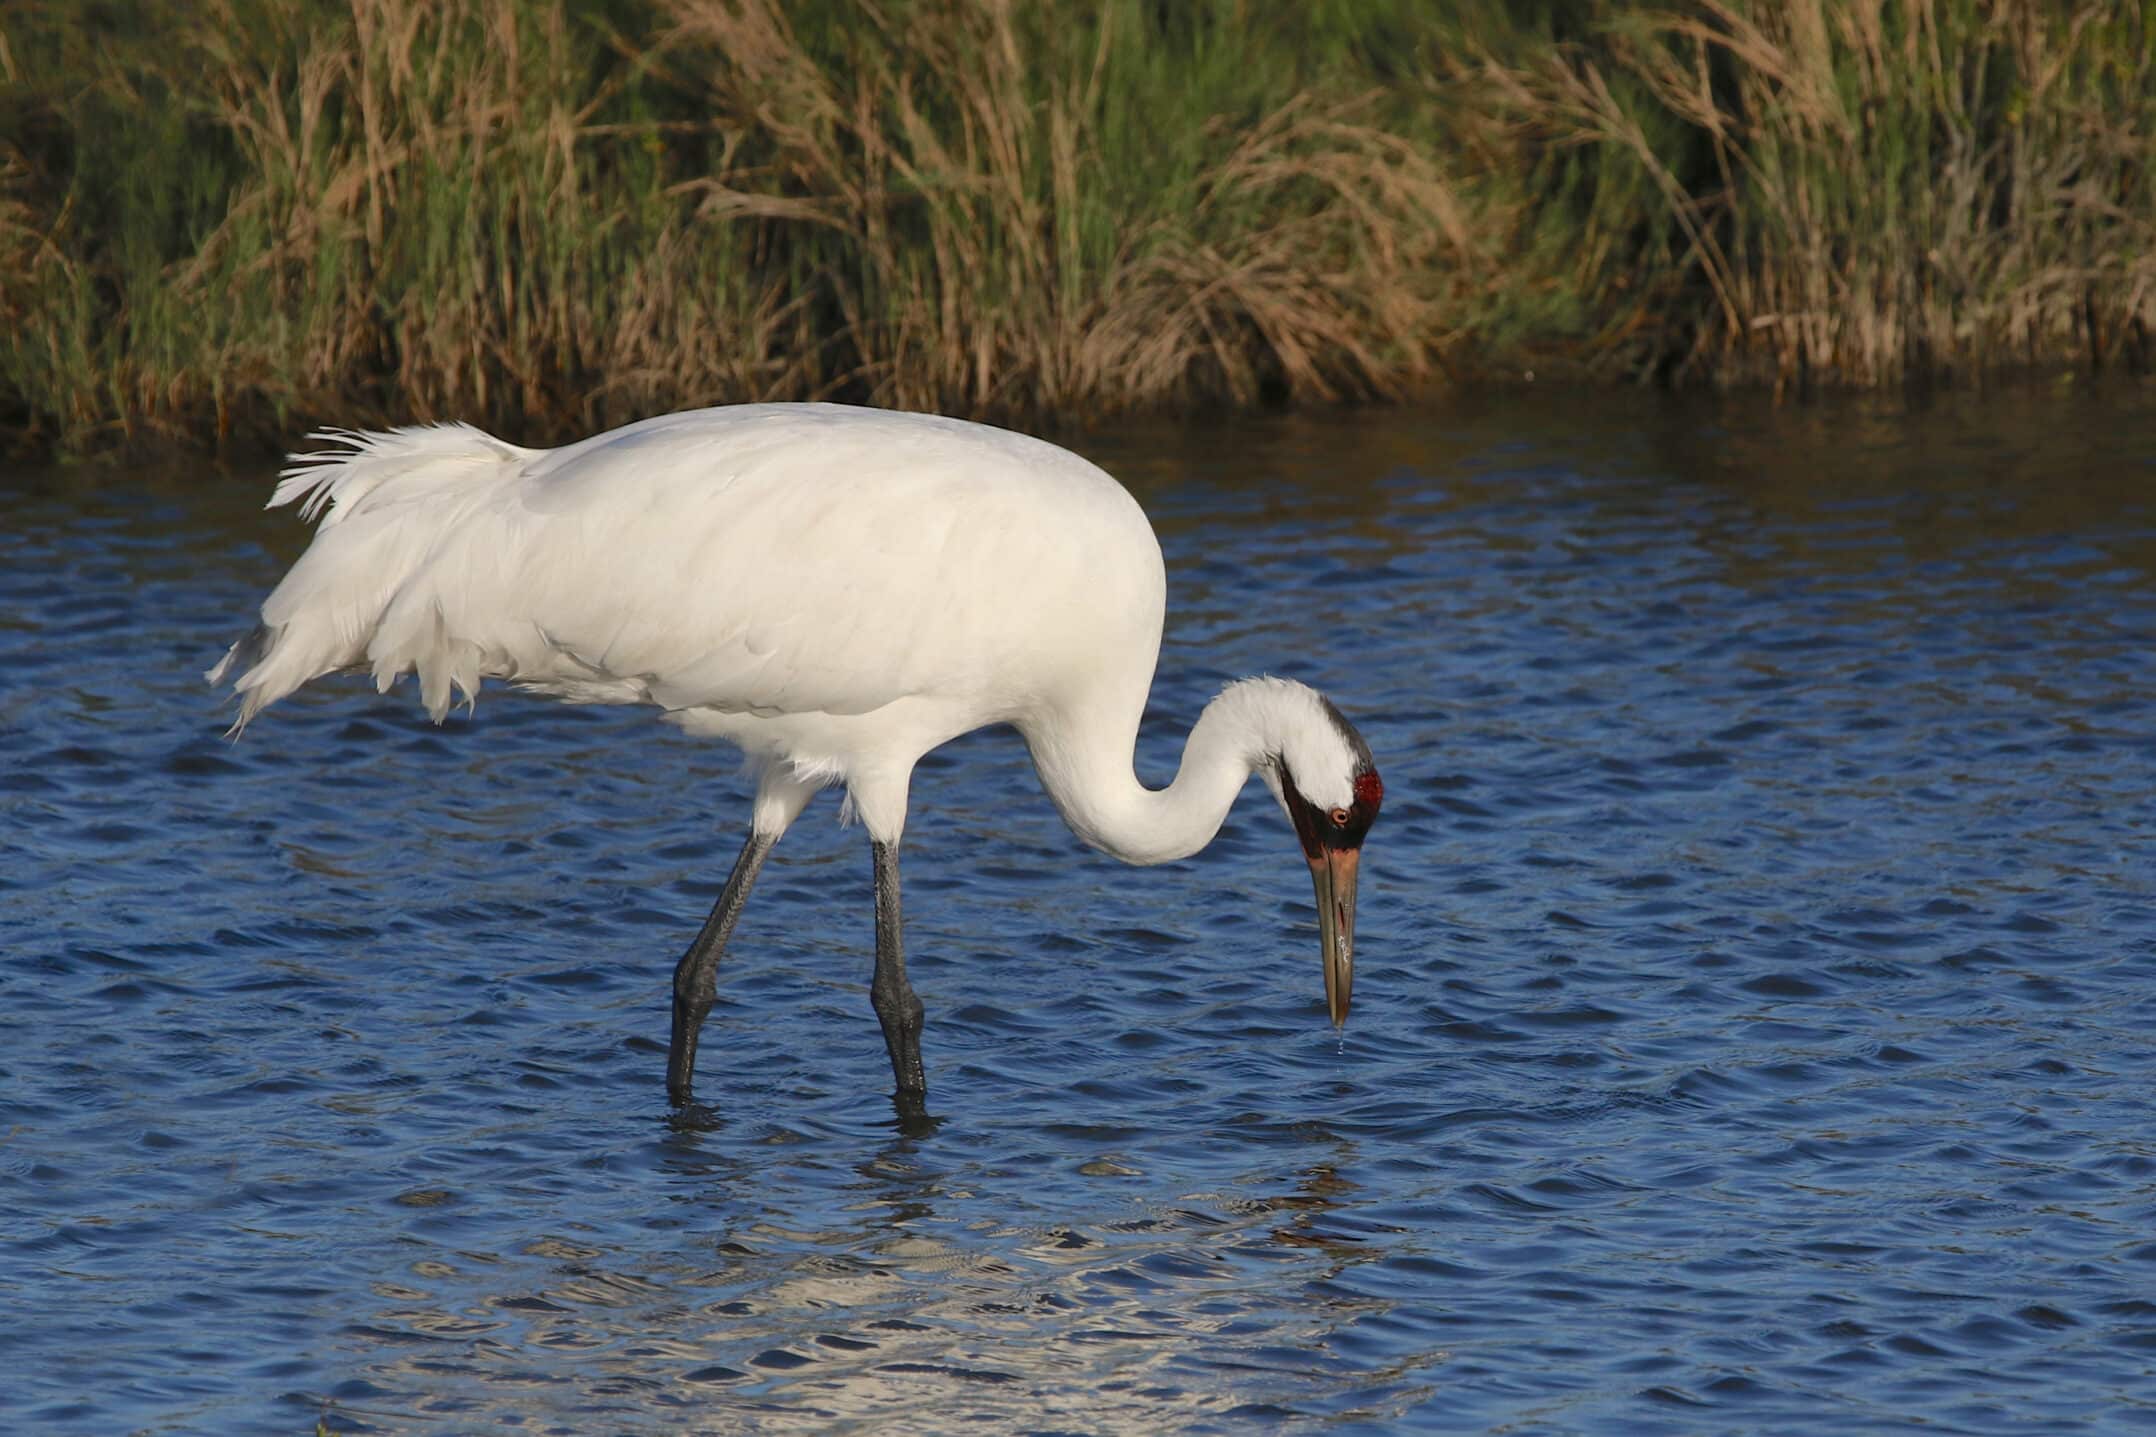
[212,405,1165,751]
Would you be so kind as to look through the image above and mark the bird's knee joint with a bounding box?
[673,972,715,1015]
[871,981,921,1026]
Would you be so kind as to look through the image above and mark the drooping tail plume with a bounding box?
[207,423,534,731]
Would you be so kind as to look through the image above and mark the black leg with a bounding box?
[870,839,928,1119]
[667,830,775,1105]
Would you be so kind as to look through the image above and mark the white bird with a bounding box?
[210,403,1383,1119]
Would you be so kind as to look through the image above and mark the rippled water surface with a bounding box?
[6,389,2156,1435]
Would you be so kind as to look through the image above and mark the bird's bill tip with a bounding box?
[1311,846,1360,1025]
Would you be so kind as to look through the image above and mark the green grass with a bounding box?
[2,0,2150,455]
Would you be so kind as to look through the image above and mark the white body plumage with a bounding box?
[211,402,1382,1110]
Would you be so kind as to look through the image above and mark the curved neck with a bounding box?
[1025,691,1268,866]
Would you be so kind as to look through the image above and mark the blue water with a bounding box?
[5,389,2156,1434]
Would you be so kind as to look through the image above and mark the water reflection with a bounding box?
[308,1133,1413,1432]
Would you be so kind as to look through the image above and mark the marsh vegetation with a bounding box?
[3,0,2151,452]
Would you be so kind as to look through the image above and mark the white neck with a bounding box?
[1024,677,1323,866]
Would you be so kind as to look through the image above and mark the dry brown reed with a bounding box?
[655,0,1478,417]
[154,0,822,437]
[1477,0,2156,389]
[1,0,1478,449]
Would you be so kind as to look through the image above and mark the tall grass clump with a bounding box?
[0,0,822,446]
[1477,0,2156,388]
[0,0,1479,451]
[656,0,1480,417]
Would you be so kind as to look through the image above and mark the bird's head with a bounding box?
[1240,680,1383,1025]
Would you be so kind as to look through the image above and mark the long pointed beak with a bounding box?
[1310,847,1360,1025]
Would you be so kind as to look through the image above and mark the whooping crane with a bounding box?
[209,403,1384,1120]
